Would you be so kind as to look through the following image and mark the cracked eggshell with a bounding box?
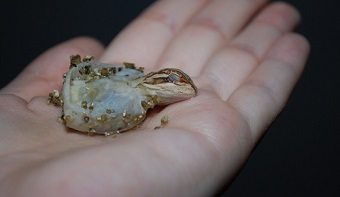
[62,61,148,135]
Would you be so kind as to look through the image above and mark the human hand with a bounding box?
[0,0,309,196]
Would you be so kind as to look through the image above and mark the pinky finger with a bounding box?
[227,33,310,140]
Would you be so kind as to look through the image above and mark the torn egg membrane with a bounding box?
[62,61,148,134]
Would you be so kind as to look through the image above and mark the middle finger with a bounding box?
[156,0,268,76]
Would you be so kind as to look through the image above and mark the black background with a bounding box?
[1,0,339,196]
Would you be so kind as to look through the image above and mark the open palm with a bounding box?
[0,1,309,196]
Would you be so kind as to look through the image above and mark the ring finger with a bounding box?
[200,2,301,100]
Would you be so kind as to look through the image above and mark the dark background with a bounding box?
[1,0,339,196]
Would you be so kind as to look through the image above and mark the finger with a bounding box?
[157,0,268,76]
[231,2,301,59]
[200,2,301,100]
[100,0,210,70]
[1,37,104,101]
[228,33,310,140]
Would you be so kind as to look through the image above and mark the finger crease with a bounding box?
[225,102,255,144]
[191,17,227,40]
[142,11,178,34]
[244,79,281,108]
[253,20,286,34]
[228,42,261,64]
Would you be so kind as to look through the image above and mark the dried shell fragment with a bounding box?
[48,90,63,106]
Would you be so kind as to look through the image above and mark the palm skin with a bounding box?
[0,0,309,196]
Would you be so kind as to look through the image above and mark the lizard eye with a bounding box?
[167,73,181,83]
